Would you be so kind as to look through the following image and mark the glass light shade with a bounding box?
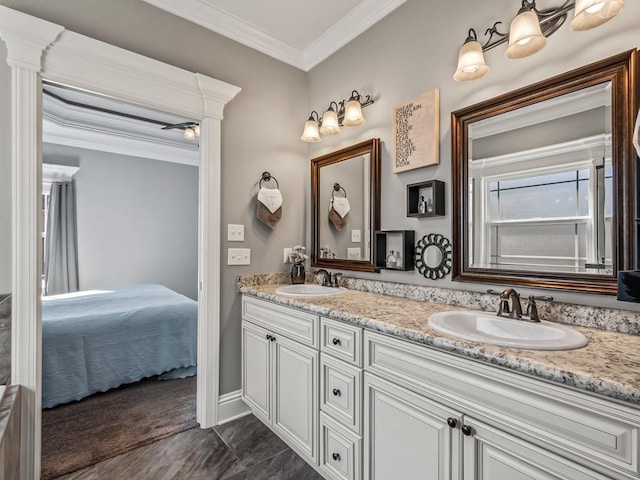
[194,124,201,137]
[453,39,489,82]
[570,0,624,30]
[633,110,640,158]
[505,10,547,59]
[300,119,321,142]
[343,99,366,126]
[319,108,340,135]
[183,127,196,140]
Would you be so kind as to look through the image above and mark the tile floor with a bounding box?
[56,414,324,480]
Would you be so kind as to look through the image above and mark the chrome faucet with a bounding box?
[488,288,553,323]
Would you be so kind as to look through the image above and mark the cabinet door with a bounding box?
[242,321,272,422]
[463,416,609,480]
[364,373,461,480]
[272,333,319,463]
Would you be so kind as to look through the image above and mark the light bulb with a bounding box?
[184,127,196,140]
[453,31,489,82]
[570,0,624,30]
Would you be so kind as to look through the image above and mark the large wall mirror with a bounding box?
[312,138,381,272]
[452,50,638,294]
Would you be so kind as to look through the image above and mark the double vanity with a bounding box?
[239,274,640,480]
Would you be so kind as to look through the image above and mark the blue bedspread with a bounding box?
[42,284,197,408]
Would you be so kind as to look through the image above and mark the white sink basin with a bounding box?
[275,284,348,297]
[428,311,588,350]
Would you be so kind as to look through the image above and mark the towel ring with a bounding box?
[259,171,279,189]
[332,183,347,199]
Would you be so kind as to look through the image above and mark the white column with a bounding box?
[0,7,64,479]
[195,74,240,427]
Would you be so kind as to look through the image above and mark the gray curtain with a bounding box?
[45,182,79,295]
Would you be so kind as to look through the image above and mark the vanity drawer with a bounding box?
[365,330,640,480]
[242,296,319,348]
[319,412,362,480]
[321,317,363,366]
[321,353,362,434]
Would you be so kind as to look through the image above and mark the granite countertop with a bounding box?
[240,282,640,407]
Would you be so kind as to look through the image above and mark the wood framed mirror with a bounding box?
[311,138,381,272]
[452,50,638,294]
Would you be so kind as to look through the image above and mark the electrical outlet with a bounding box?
[347,247,361,260]
[228,248,251,265]
[227,224,244,242]
[351,229,361,242]
[283,248,293,264]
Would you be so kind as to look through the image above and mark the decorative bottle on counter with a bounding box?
[290,262,306,284]
[386,250,397,268]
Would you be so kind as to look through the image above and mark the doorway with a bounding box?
[0,6,241,478]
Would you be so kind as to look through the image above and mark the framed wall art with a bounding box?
[392,88,440,173]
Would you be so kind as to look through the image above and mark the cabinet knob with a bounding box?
[332,388,341,397]
[332,338,341,346]
[270,335,276,342]
[332,453,341,462]
[447,417,457,428]
[265,334,271,341]
[461,425,473,436]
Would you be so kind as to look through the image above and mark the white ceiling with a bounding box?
[142,0,407,71]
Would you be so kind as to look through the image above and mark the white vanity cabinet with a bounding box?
[241,296,319,464]
[364,330,640,480]
[319,317,364,480]
[241,295,640,480]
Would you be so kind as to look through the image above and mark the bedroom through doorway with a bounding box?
[39,82,201,479]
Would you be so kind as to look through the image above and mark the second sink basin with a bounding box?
[428,311,588,350]
[275,284,348,297]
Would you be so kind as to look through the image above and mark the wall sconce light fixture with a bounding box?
[301,90,374,143]
[454,0,624,82]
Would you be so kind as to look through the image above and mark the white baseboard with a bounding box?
[217,390,251,425]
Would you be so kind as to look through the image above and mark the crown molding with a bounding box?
[304,0,407,69]
[141,0,406,71]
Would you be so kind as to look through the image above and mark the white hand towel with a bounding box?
[257,187,283,214]
[331,197,350,218]
[634,110,640,158]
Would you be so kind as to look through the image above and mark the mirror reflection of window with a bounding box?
[468,82,612,276]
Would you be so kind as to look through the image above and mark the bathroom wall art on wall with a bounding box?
[392,88,440,173]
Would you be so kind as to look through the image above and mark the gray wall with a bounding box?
[0,0,309,394]
[307,0,640,312]
[0,40,10,294]
[44,143,199,299]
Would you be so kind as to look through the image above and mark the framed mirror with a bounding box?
[452,50,638,294]
[312,138,381,272]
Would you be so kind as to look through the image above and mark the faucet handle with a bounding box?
[486,289,502,296]
[530,295,553,302]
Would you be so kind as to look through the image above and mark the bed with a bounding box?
[42,284,197,408]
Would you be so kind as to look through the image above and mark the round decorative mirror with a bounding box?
[415,233,452,280]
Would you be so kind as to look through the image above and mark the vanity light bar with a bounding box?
[454,0,624,82]
[301,90,374,143]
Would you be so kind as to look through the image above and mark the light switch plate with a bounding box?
[351,229,361,242]
[228,248,251,265]
[228,224,244,242]
[347,248,361,260]
[283,247,293,264]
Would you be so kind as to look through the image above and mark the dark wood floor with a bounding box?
[56,414,323,480]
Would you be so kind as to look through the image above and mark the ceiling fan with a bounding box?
[161,121,200,140]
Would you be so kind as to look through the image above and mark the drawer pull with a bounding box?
[332,338,341,346]
[332,388,341,397]
[461,425,473,436]
[332,453,341,461]
[447,417,457,428]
